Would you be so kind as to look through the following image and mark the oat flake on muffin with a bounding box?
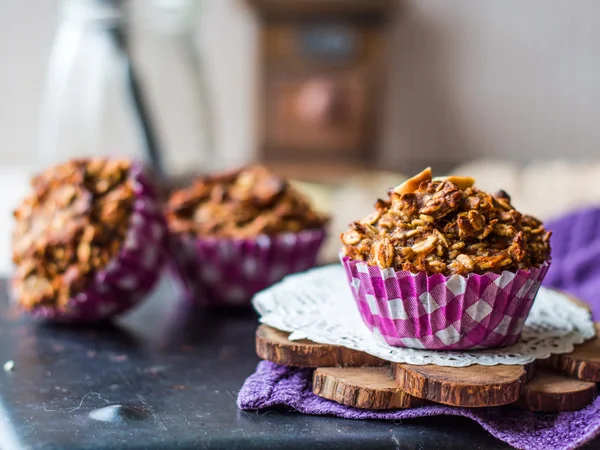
[341,167,551,276]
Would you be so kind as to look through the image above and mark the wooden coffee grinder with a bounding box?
[247,0,394,181]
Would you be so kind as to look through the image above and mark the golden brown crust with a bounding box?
[341,171,551,276]
[12,159,134,310]
[167,165,328,238]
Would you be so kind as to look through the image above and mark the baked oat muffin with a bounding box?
[166,165,328,308]
[12,159,166,321]
[341,167,551,276]
[340,168,552,350]
[167,164,327,238]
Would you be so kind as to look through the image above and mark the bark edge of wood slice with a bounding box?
[516,368,597,412]
[392,363,532,407]
[313,366,426,410]
[547,323,600,382]
[256,324,385,368]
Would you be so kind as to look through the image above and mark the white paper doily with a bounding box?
[252,265,596,367]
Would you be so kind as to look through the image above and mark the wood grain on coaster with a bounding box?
[516,369,597,412]
[392,363,533,407]
[256,325,385,368]
[312,366,426,410]
[547,323,600,382]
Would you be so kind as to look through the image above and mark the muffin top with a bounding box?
[167,165,328,238]
[12,158,134,309]
[340,168,551,276]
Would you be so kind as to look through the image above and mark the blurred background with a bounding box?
[1,0,599,272]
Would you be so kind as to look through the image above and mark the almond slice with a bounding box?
[432,176,475,190]
[393,167,432,195]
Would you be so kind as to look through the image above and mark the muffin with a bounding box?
[167,164,328,308]
[12,159,167,322]
[340,167,551,350]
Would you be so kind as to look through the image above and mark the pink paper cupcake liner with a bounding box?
[341,255,550,350]
[18,164,168,322]
[170,229,326,308]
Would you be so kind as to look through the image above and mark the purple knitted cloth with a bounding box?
[543,207,600,319]
[239,361,600,450]
[237,207,600,450]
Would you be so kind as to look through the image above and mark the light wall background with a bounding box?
[0,0,599,169]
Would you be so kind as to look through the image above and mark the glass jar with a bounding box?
[38,0,214,185]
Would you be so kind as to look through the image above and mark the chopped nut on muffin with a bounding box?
[341,168,551,276]
[167,165,328,238]
[12,159,135,310]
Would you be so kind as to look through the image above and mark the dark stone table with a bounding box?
[0,276,578,450]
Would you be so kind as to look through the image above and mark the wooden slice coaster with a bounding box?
[255,292,600,411]
[516,369,597,412]
[392,363,533,407]
[547,324,600,382]
[312,366,427,410]
[256,325,385,368]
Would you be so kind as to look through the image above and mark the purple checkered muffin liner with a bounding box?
[19,164,168,322]
[341,255,551,350]
[170,229,326,308]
